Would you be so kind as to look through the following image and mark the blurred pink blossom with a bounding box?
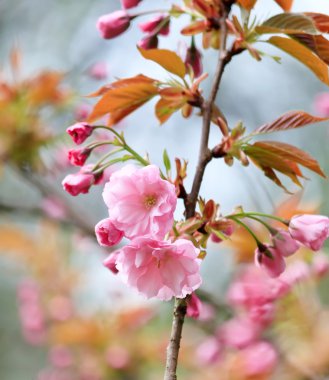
[106,346,130,369]
[41,196,67,220]
[312,252,329,277]
[138,15,170,36]
[74,103,91,121]
[196,337,222,366]
[88,62,108,80]
[241,341,278,376]
[314,92,329,117]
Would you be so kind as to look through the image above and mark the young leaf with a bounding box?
[87,75,159,124]
[163,149,171,173]
[252,141,326,178]
[256,13,318,35]
[292,34,329,65]
[252,110,329,135]
[268,36,329,85]
[274,0,293,12]
[305,12,329,33]
[138,48,186,79]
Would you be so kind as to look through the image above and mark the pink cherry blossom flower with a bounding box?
[255,245,286,278]
[187,293,202,319]
[66,122,93,145]
[88,62,108,80]
[97,11,131,39]
[241,341,278,376]
[219,317,261,349]
[272,229,300,257]
[121,0,141,9]
[68,148,91,166]
[41,196,66,220]
[314,92,329,117]
[289,214,329,251]
[280,260,310,285]
[102,165,177,239]
[95,218,124,247]
[113,237,202,300]
[138,15,170,36]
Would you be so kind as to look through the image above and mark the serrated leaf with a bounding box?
[268,36,329,85]
[253,141,326,178]
[253,110,329,135]
[87,75,159,124]
[237,0,257,11]
[305,12,329,33]
[163,149,171,172]
[293,34,329,65]
[256,13,318,35]
[138,48,186,78]
[274,0,293,12]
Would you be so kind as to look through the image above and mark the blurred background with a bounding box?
[1,0,329,379]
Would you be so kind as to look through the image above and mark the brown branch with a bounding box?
[163,6,237,380]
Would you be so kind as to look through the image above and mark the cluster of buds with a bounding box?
[255,214,329,278]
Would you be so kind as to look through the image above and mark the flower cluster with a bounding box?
[96,164,202,300]
[255,214,329,278]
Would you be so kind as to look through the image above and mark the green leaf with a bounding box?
[252,110,329,135]
[256,13,318,35]
[138,48,186,78]
[163,149,171,173]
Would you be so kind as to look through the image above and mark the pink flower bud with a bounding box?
[137,35,158,50]
[97,11,131,39]
[272,230,300,257]
[66,122,93,145]
[289,214,329,251]
[103,251,121,274]
[88,62,108,80]
[62,166,100,196]
[255,245,286,278]
[185,44,203,78]
[120,0,141,9]
[95,218,124,247]
[68,148,91,166]
[138,15,170,36]
[187,293,202,319]
[210,224,234,243]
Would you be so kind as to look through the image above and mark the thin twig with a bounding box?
[164,6,234,380]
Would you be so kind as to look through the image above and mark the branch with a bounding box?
[164,7,237,380]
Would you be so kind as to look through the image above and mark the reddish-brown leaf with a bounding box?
[253,110,329,135]
[237,0,257,11]
[293,34,329,65]
[274,0,293,12]
[253,141,326,178]
[155,97,185,124]
[138,48,186,78]
[87,75,159,124]
[305,12,329,33]
[181,20,208,36]
[256,13,318,35]
[268,36,329,85]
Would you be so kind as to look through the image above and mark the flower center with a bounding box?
[144,194,157,209]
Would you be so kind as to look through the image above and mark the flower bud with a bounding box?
[97,11,131,39]
[138,15,170,36]
[121,0,141,9]
[137,35,158,50]
[255,245,286,278]
[186,293,202,319]
[185,44,203,78]
[272,229,299,257]
[62,171,95,196]
[68,148,91,166]
[289,214,329,251]
[95,218,124,247]
[66,122,93,145]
